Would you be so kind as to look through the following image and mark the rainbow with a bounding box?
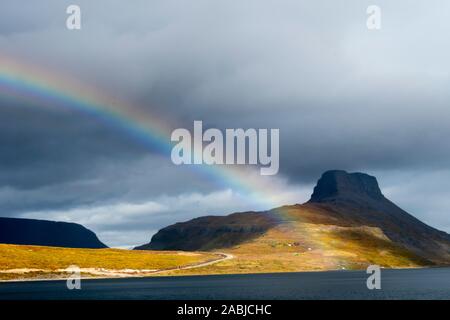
[0,54,282,209]
[0,54,333,256]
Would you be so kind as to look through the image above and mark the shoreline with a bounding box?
[0,252,233,283]
[1,263,441,284]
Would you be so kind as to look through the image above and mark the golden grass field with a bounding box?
[0,244,218,280]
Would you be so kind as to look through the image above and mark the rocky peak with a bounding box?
[309,170,384,203]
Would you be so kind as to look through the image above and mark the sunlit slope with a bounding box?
[161,205,432,276]
[0,244,217,280]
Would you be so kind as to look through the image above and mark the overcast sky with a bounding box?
[1,0,449,247]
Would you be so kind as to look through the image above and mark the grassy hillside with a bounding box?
[0,244,217,280]
[160,205,432,276]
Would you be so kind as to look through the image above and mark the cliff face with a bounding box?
[0,217,107,249]
[136,170,450,266]
[310,170,384,203]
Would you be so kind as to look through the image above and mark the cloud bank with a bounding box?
[1,0,449,245]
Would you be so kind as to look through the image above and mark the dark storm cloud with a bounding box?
[0,97,149,189]
[1,0,449,245]
[0,97,222,215]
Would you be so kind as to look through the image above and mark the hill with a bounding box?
[0,217,107,249]
[137,170,450,274]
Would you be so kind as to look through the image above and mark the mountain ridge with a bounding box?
[0,217,107,249]
[136,170,450,269]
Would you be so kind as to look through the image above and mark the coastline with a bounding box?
[0,252,233,283]
[0,261,434,284]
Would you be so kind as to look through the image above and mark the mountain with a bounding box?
[136,170,450,272]
[0,217,107,249]
[306,170,450,264]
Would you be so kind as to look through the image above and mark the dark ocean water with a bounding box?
[0,268,449,300]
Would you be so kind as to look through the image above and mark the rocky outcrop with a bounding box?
[310,170,384,203]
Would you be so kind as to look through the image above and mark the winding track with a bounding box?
[151,252,234,274]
